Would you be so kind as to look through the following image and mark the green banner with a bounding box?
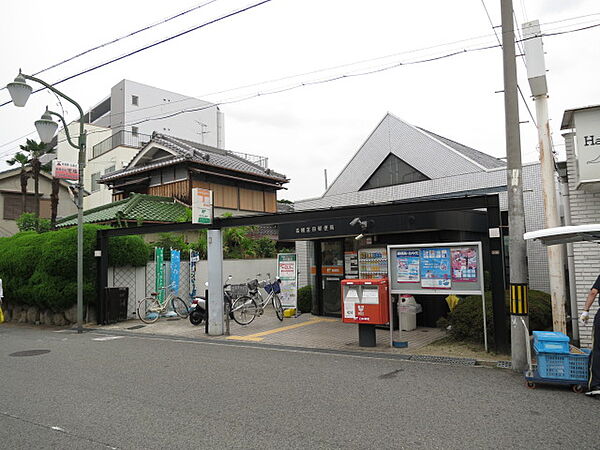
[155,247,165,303]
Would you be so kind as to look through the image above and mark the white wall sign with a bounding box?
[52,160,79,181]
[192,188,213,224]
[574,108,600,188]
[277,253,297,309]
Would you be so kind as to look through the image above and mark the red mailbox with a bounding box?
[341,278,389,324]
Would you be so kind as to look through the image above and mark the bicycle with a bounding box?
[137,283,190,324]
[244,274,284,322]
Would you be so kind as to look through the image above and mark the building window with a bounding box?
[2,193,36,220]
[104,165,116,175]
[91,172,101,192]
[132,126,139,137]
[360,154,429,191]
[132,95,139,106]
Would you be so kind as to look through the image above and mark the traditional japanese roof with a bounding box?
[324,113,505,196]
[100,133,288,186]
[56,193,188,227]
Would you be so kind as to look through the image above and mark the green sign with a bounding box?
[155,247,165,303]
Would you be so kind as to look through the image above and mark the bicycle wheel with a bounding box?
[231,296,258,325]
[273,293,284,321]
[171,296,189,318]
[137,297,161,324]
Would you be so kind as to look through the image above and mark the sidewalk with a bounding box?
[100,307,447,355]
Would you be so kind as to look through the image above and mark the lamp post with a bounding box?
[7,70,87,333]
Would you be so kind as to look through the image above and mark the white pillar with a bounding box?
[207,229,224,335]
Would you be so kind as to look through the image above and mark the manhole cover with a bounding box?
[9,349,51,357]
[127,325,146,330]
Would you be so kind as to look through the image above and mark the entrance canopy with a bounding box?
[524,224,600,246]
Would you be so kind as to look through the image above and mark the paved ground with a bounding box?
[100,306,446,355]
[1,324,598,449]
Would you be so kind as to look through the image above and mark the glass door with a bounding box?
[320,240,344,316]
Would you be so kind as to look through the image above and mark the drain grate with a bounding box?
[409,355,477,366]
[126,325,146,330]
[9,349,51,357]
[496,360,512,369]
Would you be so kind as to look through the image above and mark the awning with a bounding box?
[523,224,600,245]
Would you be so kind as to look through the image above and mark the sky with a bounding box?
[1,0,599,201]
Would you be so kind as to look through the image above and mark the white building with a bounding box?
[56,79,225,209]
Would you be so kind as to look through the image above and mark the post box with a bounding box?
[341,278,389,324]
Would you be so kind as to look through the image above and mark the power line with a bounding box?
[0,0,221,94]
[0,0,274,108]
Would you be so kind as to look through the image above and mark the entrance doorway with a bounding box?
[320,239,344,316]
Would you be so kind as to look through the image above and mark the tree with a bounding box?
[19,139,50,217]
[6,151,30,214]
[50,177,60,229]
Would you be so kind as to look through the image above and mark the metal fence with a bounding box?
[92,130,151,159]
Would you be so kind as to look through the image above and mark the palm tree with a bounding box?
[19,139,50,217]
[6,151,30,214]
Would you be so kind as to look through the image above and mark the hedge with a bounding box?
[0,225,148,311]
[440,289,553,347]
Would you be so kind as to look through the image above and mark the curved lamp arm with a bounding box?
[48,109,78,150]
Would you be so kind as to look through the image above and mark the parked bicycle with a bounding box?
[243,273,284,322]
[189,276,258,326]
[137,283,189,324]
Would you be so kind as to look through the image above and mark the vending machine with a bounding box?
[358,248,388,279]
[341,278,389,324]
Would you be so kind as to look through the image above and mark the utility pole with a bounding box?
[521,20,568,334]
[501,0,529,372]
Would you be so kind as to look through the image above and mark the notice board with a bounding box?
[387,242,484,296]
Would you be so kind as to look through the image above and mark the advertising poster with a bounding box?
[420,247,451,289]
[155,247,165,302]
[344,251,359,278]
[170,249,181,294]
[277,253,297,309]
[395,249,420,282]
[52,160,79,180]
[451,247,478,282]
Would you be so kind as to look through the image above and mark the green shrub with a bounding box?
[16,212,51,233]
[297,285,312,313]
[0,225,148,311]
[445,289,552,347]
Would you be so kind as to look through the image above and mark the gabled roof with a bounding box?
[324,113,504,196]
[100,133,288,185]
[0,166,71,188]
[56,193,188,227]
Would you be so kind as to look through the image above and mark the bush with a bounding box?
[0,225,148,311]
[16,212,51,233]
[297,285,312,313]
[445,289,552,347]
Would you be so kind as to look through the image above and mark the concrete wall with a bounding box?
[564,132,600,348]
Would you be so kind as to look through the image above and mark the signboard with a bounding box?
[189,250,199,299]
[192,188,213,224]
[277,253,297,309]
[574,108,600,188]
[155,247,165,303]
[52,160,79,180]
[344,251,358,278]
[387,242,484,296]
[170,249,181,294]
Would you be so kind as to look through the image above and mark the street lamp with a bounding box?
[7,70,87,334]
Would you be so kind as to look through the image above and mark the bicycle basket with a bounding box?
[230,284,248,298]
[264,280,281,294]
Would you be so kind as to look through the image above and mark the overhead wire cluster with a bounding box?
[1,4,599,162]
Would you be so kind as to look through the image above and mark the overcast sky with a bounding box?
[1,0,599,201]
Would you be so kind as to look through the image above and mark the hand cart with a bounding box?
[522,318,591,393]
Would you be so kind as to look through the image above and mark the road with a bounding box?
[1,324,598,449]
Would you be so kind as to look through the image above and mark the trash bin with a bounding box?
[398,295,422,331]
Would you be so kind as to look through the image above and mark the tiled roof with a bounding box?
[417,128,506,169]
[56,194,188,227]
[101,133,288,184]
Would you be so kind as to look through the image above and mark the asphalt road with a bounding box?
[1,324,598,449]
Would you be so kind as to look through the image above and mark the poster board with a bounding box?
[277,253,297,309]
[192,188,213,224]
[387,242,484,296]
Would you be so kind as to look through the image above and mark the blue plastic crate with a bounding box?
[536,349,590,381]
[533,331,570,354]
